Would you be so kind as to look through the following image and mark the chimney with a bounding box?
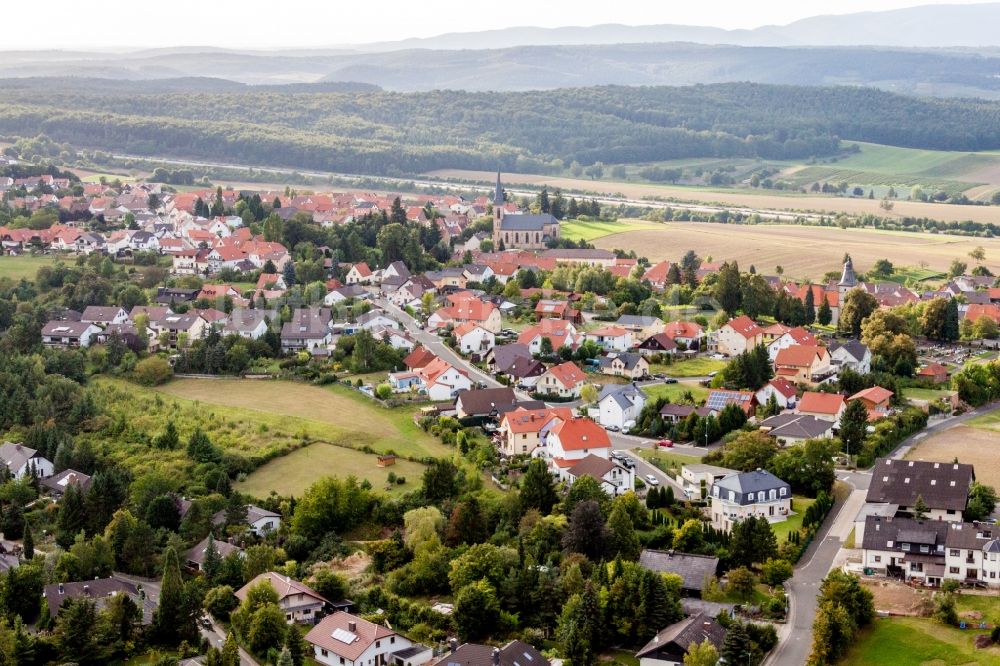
[449,638,459,654]
[83,584,90,596]
[492,648,501,666]
[348,621,357,633]
[58,583,64,595]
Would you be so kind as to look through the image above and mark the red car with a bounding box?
[657,439,674,448]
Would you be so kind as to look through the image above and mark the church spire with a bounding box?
[838,255,857,287]
[493,170,504,207]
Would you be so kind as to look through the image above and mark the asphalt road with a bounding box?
[201,618,260,666]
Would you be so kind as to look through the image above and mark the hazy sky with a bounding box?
[5,0,988,50]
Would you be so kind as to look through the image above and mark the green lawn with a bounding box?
[641,382,709,404]
[0,254,63,280]
[652,357,727,378]
[957,594,1000,625]
[840,617,1000,665]
[885,266,947,285]
[904,387,956,402]
[635,449,702,475]
[772,496,815,544]
[560,218,662,242]
[967,407,1000,431]
[238,442,425,498]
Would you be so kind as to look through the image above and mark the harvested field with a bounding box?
[429,168,1000,224]
[905,424,1000,489]
[587,222,1000,279]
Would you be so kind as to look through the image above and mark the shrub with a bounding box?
[133,356,173,386]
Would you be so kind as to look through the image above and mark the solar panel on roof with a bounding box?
[332,628,358,644]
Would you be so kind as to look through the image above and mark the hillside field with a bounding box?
[0,254,62,281]
[574,221,1000,279]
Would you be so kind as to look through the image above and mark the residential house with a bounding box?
[755,377,798,410]
[642,261,676,290]
[356,310,400,332]
[432,640,547,666]
[429,292,502,334]
[797,392,846,424]
[156,313,209,348]
[828,340,872,375]
[453,322,496,356]
[237,572,329,624]
[39,469,91,497]
[716,315,765,356]
[43,576,158,624]
[766,326,817,360]
[536,417,611,474]
[498,407,573,456]
[0,442,54,479]
[597,352,650,379]
[306,611,415,666]
[773,345,832,385]
[517,319,583,355]
[635,612,726,666]
[759,413,835,444]
[345,262,373,285]
[586,325,633,352]
[711,469,792,532]
[861,516,1000,588]
[849,386,894,421]
[416,357,472,401]
[455,387,518,419]
[659,404,712,425]
[534,299,580,322]
[281,309,333,352]
[223,309,272,340]
[597,383,648,430]
[536,361,588,398]
[616,314,666,340]
[41,320,101,348]
[186,536,244,572]
[156,287,200,305]
[865,458,974,523]
[680,464,736,501]
[370,326,416,352]
[704,389,758,417]
[563,453,635,496]
[324,285,369,305]
[638,549,720,595]
[662,321,705,350]
[213,504,281,536]
[636,333,678,356]
[81,306,129,327]
[539,248,616,266]
[403,346,437,371]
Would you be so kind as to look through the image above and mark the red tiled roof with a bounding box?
[663,320,703,339]
[502,407,573,434]
[849,386,894,406]
[544,361,587,388]
[725,315,764,339]
[766,377,798,399]
[775,345,828,368]
[550,418,610,450]
[403,346,437,370]
[305,612,396,662]
[798,392,845,415]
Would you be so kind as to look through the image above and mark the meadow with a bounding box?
[560,218,662,242]
[840,617,1000,665]
[0,254,62,281]
[641,382,709,404]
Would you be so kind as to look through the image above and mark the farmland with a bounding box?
[586,221,1000,279]
[560,218,662,242]
[905,408,1000,489]
[0,254,62,281]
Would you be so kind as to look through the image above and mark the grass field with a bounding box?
[0,254,62,280]
[652,358,726,378]
[905,408,1000,489]
[588,221,1000,279]
[635,449,702,475]
[840,617,1000,665]
[154,378,449,459]
[237,442,425,497]
[560,218,662,242]
[641,382,710,404]
[772,496,815,543]
[903,387,956,402]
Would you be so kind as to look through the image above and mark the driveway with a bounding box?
[201,617,260,666]
[620,450,687,497]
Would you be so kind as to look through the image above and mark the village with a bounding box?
[1,166,1000,666]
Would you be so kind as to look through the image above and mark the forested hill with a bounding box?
[2,81,1000,176]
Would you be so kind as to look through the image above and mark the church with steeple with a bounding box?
[492,172,560,250]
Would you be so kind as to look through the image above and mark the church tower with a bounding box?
[492,171,504,246]
[838,255,858,295]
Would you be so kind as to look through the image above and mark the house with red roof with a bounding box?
[755,377,799,410]
[453,322,495,356]
[403,346,437,371]
[704,389,758,417]
[642,261,676,290]
[517,319,584,354]
[345,262,373,285]
[534,299,580,323]
[662,320,705,350]
[416,357,472,401]
[536,417,611,474]
[774,345,831,386]
[535,361,588,398]
[849,386,894,421]
[428,292,501,333]
[766,326,817,360]
[498,407,573,456]
[305,611,424,666]
[916,362,950,385]
[964,303,1000,326]
[716,316,765,356]
[797,392,846,424]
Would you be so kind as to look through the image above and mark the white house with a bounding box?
[345,262,373,285]
[716,315,765,357]
[766,326,817,361]
[41,321,101,348]
[829,340,872,375]
[81,306,130,327]
[586,326,633,352]
[535,362,588,399]
[534,417,611,472]
[0,442,55,479]
[710,469,791,532]
[597,384,647,430]
[564,454,635,496]
[213,504,281,536]
[417,357,472,401]
[237,572,329,625]
[453,322,496,356]
[755,377,798,410]
[306,612,417,666]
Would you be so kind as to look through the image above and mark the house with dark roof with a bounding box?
[185,536,244,572]
[43,576,158,624]
[306,611,419,666]
[492,174,559,250]
[710,469,791,532]
[0,442,54,479]
[638,549,720,595]
[39,469,91,497]
[635,612,726,666]
[861,516,1000,588]
[828,339,871,375]
[563,453,635,496]
[636,333,679,356]
[759,413,834,444]
[41,320,101,348]
[865,458,974,523]
[597,352,650,379]
[433,640,547,666]
[659,404,712,424]
[281,308,333,352]
[212,504,281,536]
[597,383,648,430]
[454,387,518,419]
[485,344,547,386]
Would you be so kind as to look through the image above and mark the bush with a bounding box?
[133,356,173,385]
[761,558,794,586]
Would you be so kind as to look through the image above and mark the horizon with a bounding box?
[3,0,991,51]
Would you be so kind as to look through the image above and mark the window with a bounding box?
[950,549,960,557]
[949,567,960,574]
[321,650,328,657]
[779,487,787,496]
[376,642,381,649]
[874,556,881,563]
[339,659,344,665]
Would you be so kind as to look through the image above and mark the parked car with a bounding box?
[606,425,620,433]
[645,474,660,486]
[663,378,678,384]
[657,439,674,448]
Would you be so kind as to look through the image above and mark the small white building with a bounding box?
[306,612,420,666]
[237,572,329,625]
[453,322,496,356]
[0,442,55,479]
[597,383,647,430]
